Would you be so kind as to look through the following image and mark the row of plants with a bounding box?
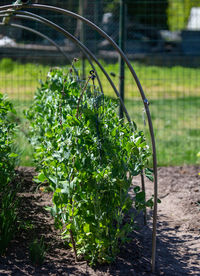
[0,93,19,255]
[25,65,154,265]
[0,93,47,264]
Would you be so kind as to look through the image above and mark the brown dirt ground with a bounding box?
[0,165,199,276]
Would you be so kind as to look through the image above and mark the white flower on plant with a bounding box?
[66,139,72,146]
[47,71,51,78]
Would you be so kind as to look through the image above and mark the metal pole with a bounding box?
[0,22,71,63]
[94,0,99,26]
[80,0,86,79]
[141,170,147,225]
[119,0,126,119]
[94,0,99,55]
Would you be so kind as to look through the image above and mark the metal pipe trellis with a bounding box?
[0,22,71,63]
[0,2,158,273]
[0,17,104,94]
[6,9,132,123]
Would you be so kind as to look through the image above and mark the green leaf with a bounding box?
[83,223,90,233]
[157,198,161,204]
[145,168,154,182]
[8,152,18,158]
[135,136,142,146]
[135,191,145,202]
[37,172,47,182]
[134,186,140,193]
[60,181,69,194]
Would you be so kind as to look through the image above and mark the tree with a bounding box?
[168,0,200,31]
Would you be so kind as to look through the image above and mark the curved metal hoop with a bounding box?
[0,16,105,94]
[0,3,158,272]
[0,9,131,123]
[0,22,72,63]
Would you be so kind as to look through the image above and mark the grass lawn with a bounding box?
[1,58,199,167]
[1,58,200,100]
[11,100,35,167]
[126,97,200,166]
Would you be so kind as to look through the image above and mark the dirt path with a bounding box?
[148,166,200,275]
[0,166,199,275]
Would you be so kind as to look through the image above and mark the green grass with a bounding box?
[1,58,200,100]
[1,58,199,167]
[0,58,49,100]
[126,97,200,166]
[87,60,200,100]
[11,100,34,167]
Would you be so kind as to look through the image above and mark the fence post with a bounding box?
[80,0,86,79]
[94,0,100,27]
[119,0,126,119]
[94,0,100,56]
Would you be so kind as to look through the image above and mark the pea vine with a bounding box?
[26,65,153,265]
[0,93,18,255]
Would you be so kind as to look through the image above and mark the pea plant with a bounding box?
[0,93,18,255]
[26,66,153,265]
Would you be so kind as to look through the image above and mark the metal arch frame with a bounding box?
[0,3,158,273]
[0,17,104,95]
[0,22,72,63]
[0,9,132,123]
[0,20,104,94]
[0,21,84,80]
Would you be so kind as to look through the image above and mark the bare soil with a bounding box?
[0,165,199,276]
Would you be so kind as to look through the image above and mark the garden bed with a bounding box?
[0,165,199,275]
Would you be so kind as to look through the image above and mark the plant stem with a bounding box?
[69,229,78,262]
[76,76,90,119]
[141,170,147,225]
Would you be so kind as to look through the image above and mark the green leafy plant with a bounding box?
[19,220,34,231]
[29,237,46,266]
[0,93,19,255]
[26,66,153,265]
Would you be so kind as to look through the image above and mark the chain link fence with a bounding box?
[0,0,199,166]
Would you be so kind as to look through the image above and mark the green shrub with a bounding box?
[0,58,15,73]
[26,67,153,265]
[0,93,18,255]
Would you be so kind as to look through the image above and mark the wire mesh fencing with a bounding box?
[0,0,199,167]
